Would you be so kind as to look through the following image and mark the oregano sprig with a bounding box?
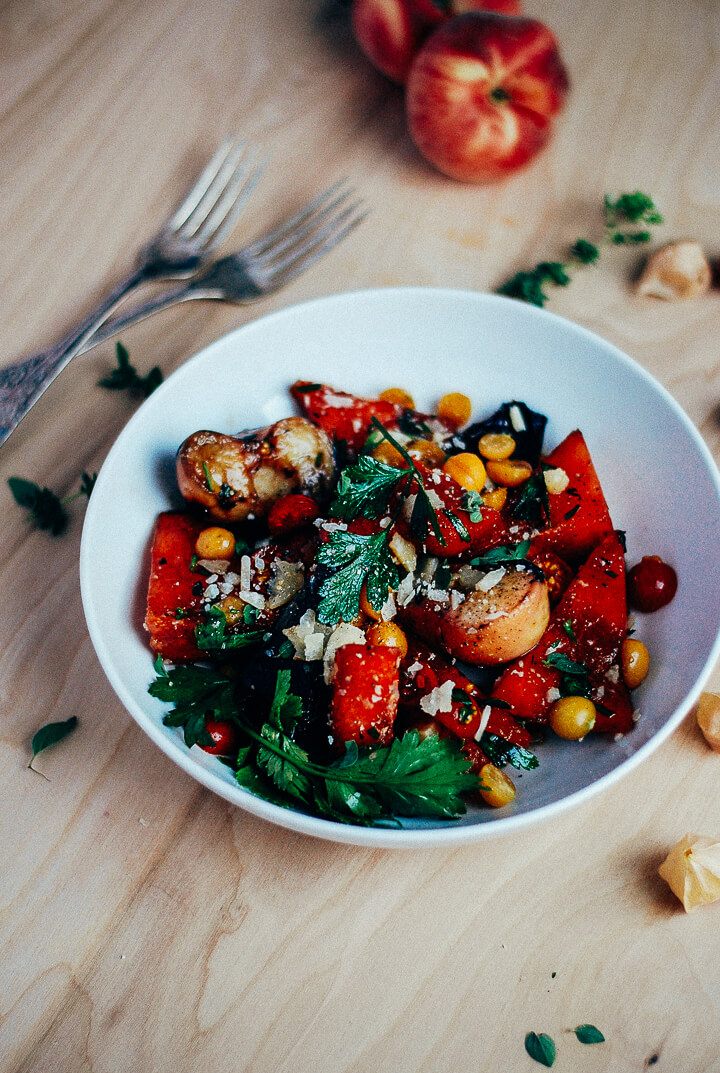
[98,341,163,397]
[8,471,97,535]
[497,190,663,307]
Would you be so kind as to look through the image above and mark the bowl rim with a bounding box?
[80,286,720,849]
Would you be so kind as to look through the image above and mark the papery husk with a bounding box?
[658,834,720,912]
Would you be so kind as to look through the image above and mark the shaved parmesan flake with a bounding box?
[240,555,252,592]
[476,567,506,592]
[474,705,492,742]
[509,404,526,432]
[419,679,455,716]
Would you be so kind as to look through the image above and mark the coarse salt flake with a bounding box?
[238,591,265,610]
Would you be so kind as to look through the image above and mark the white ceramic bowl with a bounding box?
[80,288,720,848]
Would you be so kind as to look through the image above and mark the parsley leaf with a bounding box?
[330,454,405,519]
[8,477,68,535]
[152,665,480,826]
[195,606,264,651]
[149,658,236,748]
[471,539,532,570]
[98,342,163,397]
[316,529,398,623]
[316,418,452,624]
[569,238,600,263]
[241,684,479,826]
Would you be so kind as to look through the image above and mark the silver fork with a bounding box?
[78,184,365,349]
[0,136,263,447]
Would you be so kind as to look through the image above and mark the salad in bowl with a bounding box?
[80,289,720,847]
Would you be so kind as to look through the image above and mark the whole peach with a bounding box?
[406,11,569,182]
[351,0,523,84]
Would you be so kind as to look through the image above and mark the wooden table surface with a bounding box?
[2,2,720,1071]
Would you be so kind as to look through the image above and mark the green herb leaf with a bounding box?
[29,716,78,767]
[8,477,68,535]
[496,270,551,307]
[317,529,398,624]
[268,668,304,735]
[149,660,237,749]
[482,733,539,771]
[79,471,97,498]
[256,724,314,803]
[573,1024,605,1045]
[98,341,163,397]
[543,651,592,698]
[570,238,600,264]
[459,490,483,523]
[604,191,662,227]
[195,606,264,651]
[369,419,446,545]
[330,453,406,519]
[525,1032,556,1067]
[233,674,479,825]
[471,540,532,570]
[536,261,571,286]
[512,471,550,527]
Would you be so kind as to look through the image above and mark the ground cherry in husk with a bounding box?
[627,555,677,612]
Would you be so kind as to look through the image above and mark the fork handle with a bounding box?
[0,265,147,447]
[88,283,221,348]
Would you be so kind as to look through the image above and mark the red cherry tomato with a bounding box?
[627,555,678,613]
[201,720,241,756]
[267,493,319,535]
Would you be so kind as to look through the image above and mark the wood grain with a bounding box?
[1,1,719,1071]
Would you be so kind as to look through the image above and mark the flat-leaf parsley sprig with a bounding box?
[316,419,452,624]
[235,670,480,825]
[497,191,663,307]
[149,664,480,825]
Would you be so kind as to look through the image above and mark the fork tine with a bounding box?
[180,138,255,238]
[191,145,265,250]
[250,187,356,265]
[242,181,349,259]
[260,203,367,290]
[166,137,237,231]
